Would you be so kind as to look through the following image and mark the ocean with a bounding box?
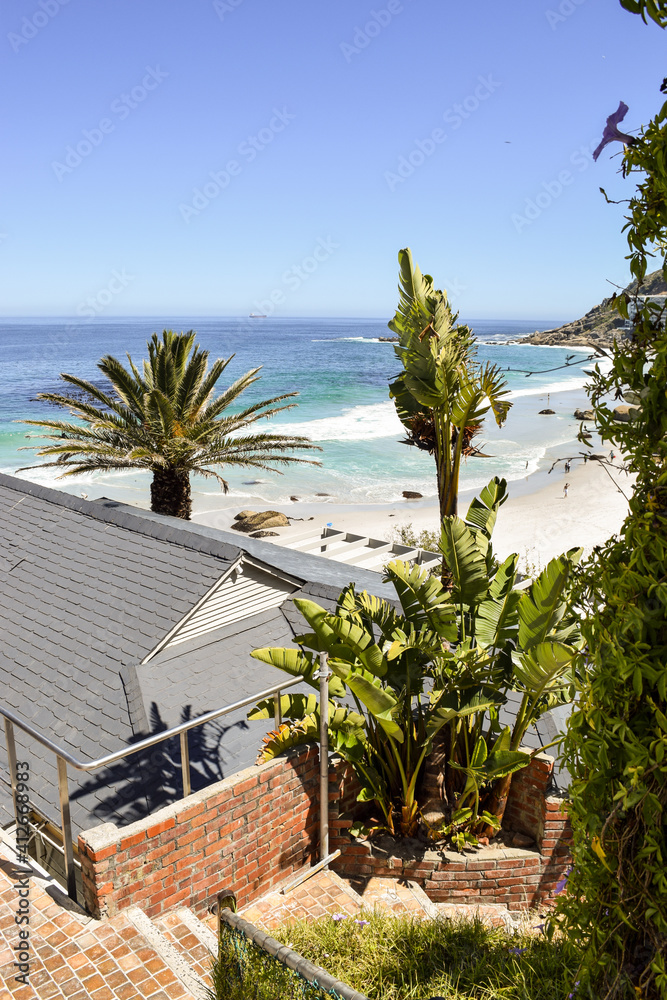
[0,317,596,508]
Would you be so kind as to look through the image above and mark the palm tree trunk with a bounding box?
[150,467,192,519]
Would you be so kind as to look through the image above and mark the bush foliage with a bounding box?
[558,7,667,995]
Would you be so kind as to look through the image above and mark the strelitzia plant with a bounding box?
[248,477,582,843]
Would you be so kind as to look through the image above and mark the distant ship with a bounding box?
[248,312,267,318]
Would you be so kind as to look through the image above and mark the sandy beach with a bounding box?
[192,449,634,573]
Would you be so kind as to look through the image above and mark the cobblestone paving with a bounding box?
[0,847,194,999]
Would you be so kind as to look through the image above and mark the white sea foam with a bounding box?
[311,337,383,343]
[274,401,403,442]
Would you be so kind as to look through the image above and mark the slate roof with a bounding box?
[0,474,323,833]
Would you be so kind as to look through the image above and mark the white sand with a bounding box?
[192,455,634,573]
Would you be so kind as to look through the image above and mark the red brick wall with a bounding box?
[78,745,319,919]
[78,747,571,920]
[328,751,572,911]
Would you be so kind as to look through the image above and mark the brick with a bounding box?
[146,818,176,839]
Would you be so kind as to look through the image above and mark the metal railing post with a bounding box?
[56,756,77,903]
[273,691,282,729]
[3,719,20,830]
[180,730,191,798]
[318,651,332,862]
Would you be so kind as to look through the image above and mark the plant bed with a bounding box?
[329,752,572,911]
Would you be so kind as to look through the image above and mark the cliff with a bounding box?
[520,270,667,348]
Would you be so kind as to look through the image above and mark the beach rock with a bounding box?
[573,408,595,420]
[234,510,257,520]
[538,408,555,415]
[402,491,423,499]
[378,336,398,342]
[231,510,290,532]
[289,496,300,502]
[315,492,332,496]
[613,404,639,422]
[250,530,280,538]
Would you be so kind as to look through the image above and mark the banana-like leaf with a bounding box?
[440,517,490,607]
[517,548,583,650]
[451,727,530,783]
[512,641,577,698]
[426,686,501,736]
[293,598,340,649]
[329,659,403,741]
[384,560,456,638]
[248,692,318,721]
[250,646,347,699]
[465,477,508,539]
[489,552,519,600]
[324,614,388,677]
[475,589,521,649]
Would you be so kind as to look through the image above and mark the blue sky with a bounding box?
[1,0,665,320]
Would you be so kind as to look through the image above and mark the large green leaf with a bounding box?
[512,641,577,700]
[440,517,490,607]
[475,589,521,649]
[250,646,347,698]
[426,686,501,737]
[248,692,318,720]
[384,560,456,638]
[517,547,583,651]
[324,614,388,677]
[329,659,403,741]
[465,477,509,539]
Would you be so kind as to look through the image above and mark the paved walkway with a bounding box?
[0,838,524,999]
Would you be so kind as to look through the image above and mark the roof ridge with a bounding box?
[0,472,241,562]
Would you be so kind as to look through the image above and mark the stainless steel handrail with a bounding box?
[1,676,302,903]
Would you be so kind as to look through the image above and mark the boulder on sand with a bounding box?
[231,510,290,533]
[613,404,639,422]
[234,510,257,520]
[402,491,423,499]
[574,408,595,421]
[250,530,280,538]
[538,409,555,415]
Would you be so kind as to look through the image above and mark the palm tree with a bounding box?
[19,329,320,519]
[388,248,512,520]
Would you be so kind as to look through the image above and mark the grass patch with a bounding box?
[212,910,581,1000]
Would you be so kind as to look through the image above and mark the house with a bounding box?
[0,472,395,861]
[0,471,569,894]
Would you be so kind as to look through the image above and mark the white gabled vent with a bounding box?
[163,565,296,649]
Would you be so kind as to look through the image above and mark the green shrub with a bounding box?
[557,9,667,994]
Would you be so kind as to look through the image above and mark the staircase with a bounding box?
[0,839,519,1000]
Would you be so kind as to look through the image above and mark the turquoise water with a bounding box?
[0,317,595,506]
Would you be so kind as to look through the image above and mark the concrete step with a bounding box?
[346,875,438,918]
[0,839,203,999]
[155,906,218,989]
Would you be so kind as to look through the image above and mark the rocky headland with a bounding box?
[519,270,667,349]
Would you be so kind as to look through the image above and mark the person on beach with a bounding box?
[564,460,571,473]
[563,482,570,499]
